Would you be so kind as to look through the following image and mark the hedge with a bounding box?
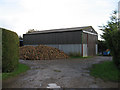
[2,28,19,72]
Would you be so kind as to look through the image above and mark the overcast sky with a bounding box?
[0,0,119,40]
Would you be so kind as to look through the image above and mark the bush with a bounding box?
[110,30,120,69]
[2,28,19,72]
[2,63,29,80]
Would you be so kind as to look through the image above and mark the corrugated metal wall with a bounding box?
[23,28,98,56]
[83,44,88,57]
[25,44,82,55]
[46,44,82,55]
[23,31,82,45]
[96,44,98,55]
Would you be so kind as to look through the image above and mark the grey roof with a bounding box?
[26,26,97,34]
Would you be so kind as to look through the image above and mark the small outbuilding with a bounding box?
[23,26,98,57]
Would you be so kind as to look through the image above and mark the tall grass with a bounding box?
[90,61,120,82]
[2,63,30,80]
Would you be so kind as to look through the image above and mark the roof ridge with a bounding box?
[27,26,92,34]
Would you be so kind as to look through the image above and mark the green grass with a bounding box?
[2,63,30,80]
[70,56,93,59]
[90,61,120,82]
[53,69,61,72]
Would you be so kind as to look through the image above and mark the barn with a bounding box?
[23,26,98,57]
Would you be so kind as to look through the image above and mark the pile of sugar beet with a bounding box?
[19,45,69,60]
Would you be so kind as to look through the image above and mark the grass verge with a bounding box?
[2,63,30,80]
[90,61,120,82]
[70,56,93,59]
[53,69,61,72]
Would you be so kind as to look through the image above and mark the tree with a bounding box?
[98,40,107,53]
[26,29,38,34]
[100,11,120,69]
[19,35,23,40]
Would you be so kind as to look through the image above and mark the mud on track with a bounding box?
[2,56,119,88]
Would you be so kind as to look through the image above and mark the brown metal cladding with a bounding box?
[82,33,88,44]
[82,32,97,56]
[87,34,97,56]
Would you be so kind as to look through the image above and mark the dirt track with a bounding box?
[2,56,119,88]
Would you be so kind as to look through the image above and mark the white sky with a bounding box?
[0,0,119,40]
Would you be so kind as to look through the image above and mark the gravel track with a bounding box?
[2,56,119,88]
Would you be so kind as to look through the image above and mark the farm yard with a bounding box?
[1,25,120,89]
[1,0,120,89]
[3,56,119,88]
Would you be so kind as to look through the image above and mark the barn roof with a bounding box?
[26,26,97,35]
